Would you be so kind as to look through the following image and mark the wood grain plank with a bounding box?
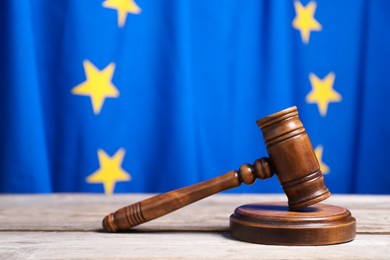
[326,195,390,234]
[0,231,389,260]
[0,194,389,233]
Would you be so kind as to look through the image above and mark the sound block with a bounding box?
[230,202,356,246]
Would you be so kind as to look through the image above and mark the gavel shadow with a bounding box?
[95,202,357,246]
[95,228,238,244]
[95,204,319,236]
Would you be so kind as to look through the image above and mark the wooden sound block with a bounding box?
[230,202,356,246]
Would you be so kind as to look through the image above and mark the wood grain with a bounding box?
[0,194,389,259]
[0,231,389,260]
[0,194,389,233]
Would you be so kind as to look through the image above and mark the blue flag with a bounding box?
[1,0,389,194]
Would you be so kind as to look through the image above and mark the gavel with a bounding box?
[103,106,331,232]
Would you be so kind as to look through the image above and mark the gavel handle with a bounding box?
[102,157,273,232]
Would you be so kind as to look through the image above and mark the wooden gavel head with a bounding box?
[257,106,330,210]
[230,107,355,246]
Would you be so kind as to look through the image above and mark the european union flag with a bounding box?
[1,0,389,194]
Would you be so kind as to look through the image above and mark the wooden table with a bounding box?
[0,194,389,259]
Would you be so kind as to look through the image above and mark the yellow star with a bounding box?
[306,72,342,116]
[315,145,330,174]
[292,0,322,44]
[71,60,119,115]
[86,148,131,195]
[103,0,141,27]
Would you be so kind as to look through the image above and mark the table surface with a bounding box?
[0,194,389,259]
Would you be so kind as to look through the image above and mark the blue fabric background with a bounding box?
[1,0,389,194]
